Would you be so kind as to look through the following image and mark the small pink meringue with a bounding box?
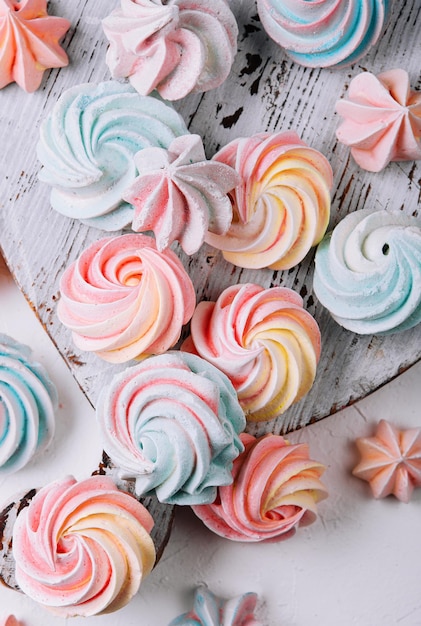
[336,69,421,172]
[353,419,421,503]
[124,134,239,254]
[102,0,238,100]
[0,0,70,92]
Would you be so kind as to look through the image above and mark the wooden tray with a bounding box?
[0,0,420,574]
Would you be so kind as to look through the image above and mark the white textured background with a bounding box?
[0,254,420,626]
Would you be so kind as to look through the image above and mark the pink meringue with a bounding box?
[353,419,421,502]
[182,283,321,422]
[0,0,70,92]
[1,618,23,626]
[102,0,238,101]
[12,475,156,617]
[57,233,196,363]
[205,131,332,270]
[336,69,421,172]
[124,134,239,254]
[192,433,327,542]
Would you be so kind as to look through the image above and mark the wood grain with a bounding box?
[0,0,420,577]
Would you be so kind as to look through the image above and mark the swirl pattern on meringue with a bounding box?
[96,352,246,505]
[57,234,196,363]
[169,585,262,626]
[313,209,421,335]
[0,0,70,92]
[37,81,188,230]
[0,334,57,475]
[182,284,321,422]
[102,0,238,101]
[336,69,421,172]
[12,475,155,617]
[256,0,389,68]
[124,134,239,254]
[192,433,327,542]
[205,131,332,270]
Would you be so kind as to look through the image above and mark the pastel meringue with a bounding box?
[182,283,321,422]
[169,586,262,626]
[256,0,389,68]
[205,131,332,270]
[1,617,23,626]
[0,0,70,92]
[313,209,421,335]
[192,433,327,542]
[336,69,421,172]
[353,420,421,503]
[0,334,57,475]
[102,0,238,101]
[57,234,196,363]
[12,475,156,616]
[96,351,246,505]
[37,81,188,231]
[124,134,239,254]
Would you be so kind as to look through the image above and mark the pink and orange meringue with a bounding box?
[1,618,24,626]
[182,283,321,422]
[353,419,421,503]
[12,475,156,617]
[205,131,332,270]
[192,433,327,542]
[102,0,238,101]
[0,0,70,92]
[124,134,239,254]
[169,585,262,626]
[57,233,195,363]
[336,69,421,172]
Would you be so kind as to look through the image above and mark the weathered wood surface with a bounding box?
[0,0,420,572]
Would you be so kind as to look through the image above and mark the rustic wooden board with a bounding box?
[0,0,420,579]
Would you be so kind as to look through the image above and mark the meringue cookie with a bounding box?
[0,0,70,92]
[0,334,57,475]
[169,586,262,626]
[124,134,239,254]
[1,618,23,626]
[37,81,188,230]
[313,209,421,335]
[205,131,332,270]
[96,351,246,505]
[12,475,155,616]
[57,234,196,363]
[256,0,389,68]
[182,283,321,422]
[102,0,238,100]
[353,420,421,503]
[192,433,327,542]
[336,69,421,172]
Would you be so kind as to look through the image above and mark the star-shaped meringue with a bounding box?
[336,69,421,172]
[0,0,70,92]
[353,419,421,503]
[168,585,261,626]
[124,134,238,255]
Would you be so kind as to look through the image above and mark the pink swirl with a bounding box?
[206,131,332,270]
[182,283,321,422]
[13,475,156,616]
[192,433,327,542]
[102,0,238,100]
[57,234,196,363]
